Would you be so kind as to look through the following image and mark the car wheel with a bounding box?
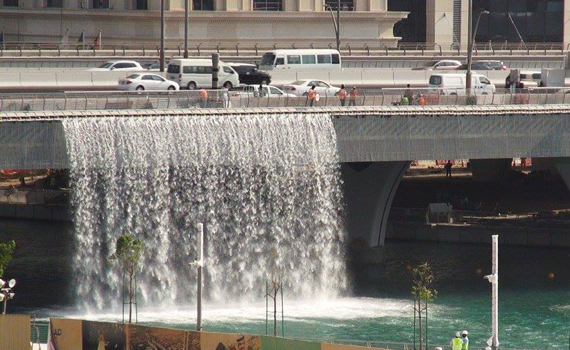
[187,82,197,90]
[260,79,269,85]
[223,81,233,89]
[167,86,176,91]
[136,86,145,91]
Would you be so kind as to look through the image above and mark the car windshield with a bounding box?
[260,53,276,66]
[127,74,140,79]
[98,62,114,68]
[291,80,308,85]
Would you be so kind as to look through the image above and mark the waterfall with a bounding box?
[63,113,347,312]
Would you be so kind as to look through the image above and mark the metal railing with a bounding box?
[2,87,570,113]
[0,41,567,58]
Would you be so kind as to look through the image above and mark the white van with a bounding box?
[258,49,341,71]
[167,59,240,90]
[428,73,496,95]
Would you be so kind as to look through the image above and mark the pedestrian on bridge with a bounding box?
[450,332,462,350]
[307,85,317,107]
[349,86,358,106]
[338,84,347,106]
[199,88,208,108]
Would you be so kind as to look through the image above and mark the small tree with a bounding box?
[110,235,143,324]
[411,262,437,350]
[265,246,282,337]
[0,240,16,277]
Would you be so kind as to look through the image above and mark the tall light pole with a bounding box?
[160,0,166,72]
[466,6,489,96]
[191,223,204,331]
[184,0,189,58]
[324,2,340,52]
[484,235,499,350]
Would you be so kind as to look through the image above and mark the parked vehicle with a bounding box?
[456,61,507,70]
[258,49,341,71]
[167,59,239,90]
[118,74,179,91]
[232,85,296,98]
[428,73,496,95]
[229,63,272,85]
[505,69,541,88]
[142,62,160,70]
[282,79,341,97]
[413,60,462,71]
[90,60,143,71]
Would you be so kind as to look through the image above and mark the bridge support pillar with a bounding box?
[533,157,570,191]
[470,159,513,183]
[341,161,410,248]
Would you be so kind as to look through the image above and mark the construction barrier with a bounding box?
[0,314,31,350]
[47,318,390,350]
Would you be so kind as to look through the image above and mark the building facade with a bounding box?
[0,0,409,48]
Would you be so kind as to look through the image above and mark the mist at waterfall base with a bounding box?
[63,114,347,311]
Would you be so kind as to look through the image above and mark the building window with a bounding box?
[253,0,282,11]
[452,0,461,46]
[3,0,19,6]
[47,0,63,7]
[135,0,148,9]
[325,0,353,11]
[93,0,110,9]
[193,0,214,10]
[473,0,563,43]
[388,0,426,43]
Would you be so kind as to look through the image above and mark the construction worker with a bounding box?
[199,88,208,108]
[307,85,317,107]
[349,86,358,106]
[461,330,469,350]
[419,94,427,106]
[450,332,462,350]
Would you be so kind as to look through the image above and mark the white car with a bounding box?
[118,74,180,91]
[413,60,462,71]
[233,85,296,98]
[282,80,341,97]
[90,60,143,71]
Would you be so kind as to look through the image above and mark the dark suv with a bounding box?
[231,64,271,85]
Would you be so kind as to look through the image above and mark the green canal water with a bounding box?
[2,218,569,349]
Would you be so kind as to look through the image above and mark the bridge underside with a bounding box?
[1,106,569,247]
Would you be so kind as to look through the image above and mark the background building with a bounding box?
[0,0,408,48]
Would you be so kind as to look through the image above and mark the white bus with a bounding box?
[258,49,342,71]
[167,59,240,90]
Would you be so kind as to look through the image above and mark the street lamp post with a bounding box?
[324,2,341,52]
[0,279,16,314]
[466,5,489,97]
[184,0,189,58]
[160,0,166,72]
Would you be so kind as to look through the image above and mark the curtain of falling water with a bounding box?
[63,113,347,312]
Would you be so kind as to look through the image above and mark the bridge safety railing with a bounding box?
[1,41,568,58]
[2,87,570,112]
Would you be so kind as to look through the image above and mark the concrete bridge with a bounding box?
[1,104,569,247]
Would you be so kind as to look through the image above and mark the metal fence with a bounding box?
[2,87,570,113]
[0,41,568,58]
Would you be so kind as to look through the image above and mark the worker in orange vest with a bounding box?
[338,84,347,106]
[307,85,317,107]
[419,94,426,106]
[348,86,358,106]
[199,88,208,108]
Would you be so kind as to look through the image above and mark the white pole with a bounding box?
[485,235,499,350]
[196,223,203,331]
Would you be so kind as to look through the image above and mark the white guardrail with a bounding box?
[0,69,521,90]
